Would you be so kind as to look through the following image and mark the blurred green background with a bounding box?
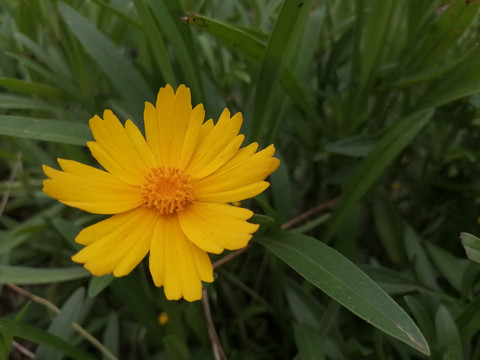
[2,0,480,359]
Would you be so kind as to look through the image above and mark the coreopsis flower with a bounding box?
[43,85,279,301]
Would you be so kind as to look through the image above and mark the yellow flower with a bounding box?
[157,312,169,325]
[43,84,279,301]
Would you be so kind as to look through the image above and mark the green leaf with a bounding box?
[90,0,140,28]
[252,0,312,141]
[323,109,433,242]
[435,305,462,359]
[0,94,61,112]
[103,313,119,360]
[361,265,423,296]
[456,295,480,342]
[110,273,163,342]
[293,323,325,360]
[0,116,92,145]
[424,242,469,293]
[373,190,406,264]
[185,14,319,132]
[257,232,430,355]
[148,0,204,103]
[404,225,439,290]
[460,232,480,264]
[88,274,115,297]
[35,288,86,360]
[422,76,480,110]
[51,218,82,250]
[0,266,89,284]
[184,14,264,65]
[325,134,378,158]
[0,318,95,360]
[359,0,396,92]
[404,295,436,348]
[0,78,65,98]
[163,334,190,360]
[132,0,177,87]
[58,3,153,118]
[0,302,31,359]
[411,0,480,70]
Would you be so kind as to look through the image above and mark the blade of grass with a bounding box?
[58,3,153,118]
[251,0,312,142]
[35,288,86,360]
[0,116,92,145]
[0,78,65,98]
[148,0,204,102]
[184,14,264,65]
[0,266,89,284]
[0,319,95,360]
[323,109,433,243]
[132,0,177,87]
[90,0,141,28]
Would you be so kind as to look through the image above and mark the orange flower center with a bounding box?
[141,167,194,215]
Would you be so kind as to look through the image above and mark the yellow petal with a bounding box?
[88,111,151,186]
[149,215,213,301]
[149,216,168,287]
[177,104,205,169]
[186,110,243,177]
[72,208,155,276]
[178,202,258,252]
[144,101,162,164]
[156,85,193,167]
[124,119,157,169]
[194,144,280,202]
[43,161,142,214]
[196,181,270,203]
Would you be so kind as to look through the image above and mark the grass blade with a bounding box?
[323,109,433,243]
[0,318,95,360]
[132,0,177,87]
[0,266,89,284]
[252,0,312,141]
[58,3,153,118]
[0,116,92,145]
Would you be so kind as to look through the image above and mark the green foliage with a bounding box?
[2,0,480,358]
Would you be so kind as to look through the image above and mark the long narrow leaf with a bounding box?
[58,3,152,118]
[35,288,86,360]
[323,109,433,242]
[0,78,65,98]
[252,0,312,141]
[148,0,203,102]
[0,116,92,145]
[132,0,177,87]
[0,319,95,360]
[0,266,89,284]
[184,14,264,65]
[257,232,430,355]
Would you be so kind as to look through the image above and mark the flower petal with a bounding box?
[88,110,153,186]
[178,202,258,253]
[177,104,205,169]
[149,215,213,301]
[146,85,194,167]
[43,160,142,214]
[195,181,271,203]
[72,208,155,276]
[186,110,243,178]
[194,144,280,202]
[144,101,162,163]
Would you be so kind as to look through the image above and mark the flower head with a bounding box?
[43,85,279,301]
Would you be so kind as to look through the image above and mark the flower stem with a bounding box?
[202,289,227,360]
